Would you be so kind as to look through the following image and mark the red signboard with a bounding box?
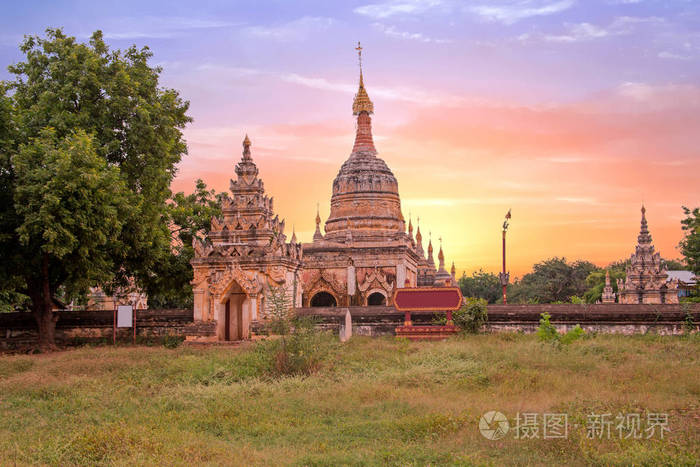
[393,287,463,311]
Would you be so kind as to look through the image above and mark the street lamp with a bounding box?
[498,209,511,304]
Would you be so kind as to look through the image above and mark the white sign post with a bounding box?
[117,305,133,328]
[115,305,135,344]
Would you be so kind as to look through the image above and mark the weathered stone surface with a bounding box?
[190,136,303,341]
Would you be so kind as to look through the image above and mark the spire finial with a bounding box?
[242,134,252,160]
[638,204,651,244]
[313,202,323,241]
[352,42,374,116]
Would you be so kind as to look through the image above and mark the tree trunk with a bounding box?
[32,252,58,351]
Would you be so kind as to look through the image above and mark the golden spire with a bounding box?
[352,41,374,115]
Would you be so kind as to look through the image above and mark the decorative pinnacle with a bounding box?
[638,204,652,244]
[352,42,374,115]
[316,203,321,226]
[242,134,252,160]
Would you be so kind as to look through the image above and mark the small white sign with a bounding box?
[117,305,133,328]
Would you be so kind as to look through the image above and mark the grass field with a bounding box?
[1,333,699,466]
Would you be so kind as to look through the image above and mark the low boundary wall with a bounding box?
[1,303,698,348]
[296,303,700,337]
[0,309,208,349]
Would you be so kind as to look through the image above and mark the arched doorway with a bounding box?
[367,292,386,306]
[220,280,246,341]
[310,291,337,307]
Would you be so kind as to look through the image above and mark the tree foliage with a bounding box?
[147,180,226,308]
[458,269,501,304]
[508,257,599,304]
[679,206,700,275]
[583,267,626,304]
[0,29,190,348]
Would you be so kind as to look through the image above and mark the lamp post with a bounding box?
[498,209,511,304]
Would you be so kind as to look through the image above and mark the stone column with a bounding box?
[347,265,356,295]
[192,289,205,321]
[215,299,226,341]
[250,295,258,321]
[241,297,251,339]
[397,262,406,288]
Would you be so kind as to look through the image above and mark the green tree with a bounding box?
[0,29,190,348]
[508,257,599,304]
[147,180,226,308]
[679,206,699,275]
[458,269,501,304]
[12,129,130,346]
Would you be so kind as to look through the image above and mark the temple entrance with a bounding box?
[224,299,244,341]
[367,292,386,306]
[311,291,337,307]
[220,280,246,341]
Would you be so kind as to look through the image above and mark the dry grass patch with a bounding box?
[0,333,698,465]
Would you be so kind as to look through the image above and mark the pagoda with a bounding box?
[601,270,616,303]
[300,42,441,307]
[617,206,678,304]
[190,137,303,340]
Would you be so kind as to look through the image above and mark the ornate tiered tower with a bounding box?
[617,206,678,304]
[300,43,423,307]
[191,136,303,340]
[601,270,616,303]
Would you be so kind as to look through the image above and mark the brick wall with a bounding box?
[296,303,700,337]
[0,309,198,349]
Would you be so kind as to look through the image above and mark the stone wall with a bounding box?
[296,303,700,337]
[0,309,200,349]
[2,303,698,348]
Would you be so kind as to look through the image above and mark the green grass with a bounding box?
[1,333,699,466]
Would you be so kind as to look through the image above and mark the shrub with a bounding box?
[536,312,559,343]
[537,312,585,346]
[570,295,585,305]
[260,285,334,377]
[162,334,184,349]
[452,297,488,333]
[682,303,696,335]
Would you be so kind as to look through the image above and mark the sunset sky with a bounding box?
[1,0,699,276]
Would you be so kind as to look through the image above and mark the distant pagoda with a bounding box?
[617,206,678,304]
[601,270,616,303]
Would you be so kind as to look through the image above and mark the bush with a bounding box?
[162,334,184,349]
[537,312,585,346]
[261,285,335,377]
[257,317,334,377]
[452,297,488,333]
[536,312,559,343]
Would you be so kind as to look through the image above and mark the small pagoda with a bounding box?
[617,206,678,304]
